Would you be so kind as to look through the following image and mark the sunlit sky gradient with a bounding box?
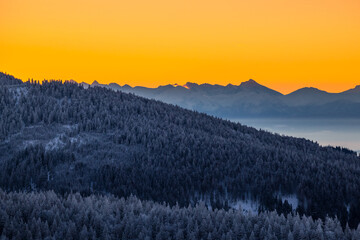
[1,0,359,94]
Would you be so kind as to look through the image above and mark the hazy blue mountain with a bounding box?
[285,87,332,106]
[93,79,360,118]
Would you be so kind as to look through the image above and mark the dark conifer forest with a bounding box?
[1,72,360,239]
[1,190,360,240]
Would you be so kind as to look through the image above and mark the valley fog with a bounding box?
[232,118,360,152]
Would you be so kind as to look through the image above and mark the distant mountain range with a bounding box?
[83,79,360,118]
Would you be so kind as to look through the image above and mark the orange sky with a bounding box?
[1,0,359,94]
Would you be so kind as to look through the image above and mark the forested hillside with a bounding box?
[1,72,360,230]
[0,72,22,86]
[1,190,359,240]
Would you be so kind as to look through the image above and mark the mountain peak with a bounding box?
[169,83,190,89]
[184,82,198,89]
[237,79,282,96]
[239,79,261,87]
[158,84,176,89]
[182,83,190,89]
[109,83,121,88]
[92,80,100,85]
[288,87,328,96]
[300,87,321,91]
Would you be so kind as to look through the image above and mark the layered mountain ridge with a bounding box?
[82,78,360,118]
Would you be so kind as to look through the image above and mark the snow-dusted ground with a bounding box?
[191,191,300,214]
[45,136,66,151]
[229,199,259,213]
[280,194,299,210]
[9,86,28,102]
[22,140,41,148]
[191,192,260,213]
[46,132,86,151]
[6,124,79,151]
[274,192,299,210]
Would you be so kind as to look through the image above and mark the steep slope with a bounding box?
[1,74,360,228]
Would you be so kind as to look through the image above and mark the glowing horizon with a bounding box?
[1,0,359,94]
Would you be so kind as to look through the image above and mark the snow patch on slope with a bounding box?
[45,136,66,151]
[191,192,260,214]
[274,192,299,210]
[22,140,41,148]
[280,194,299,210]
[229,199,259,213]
